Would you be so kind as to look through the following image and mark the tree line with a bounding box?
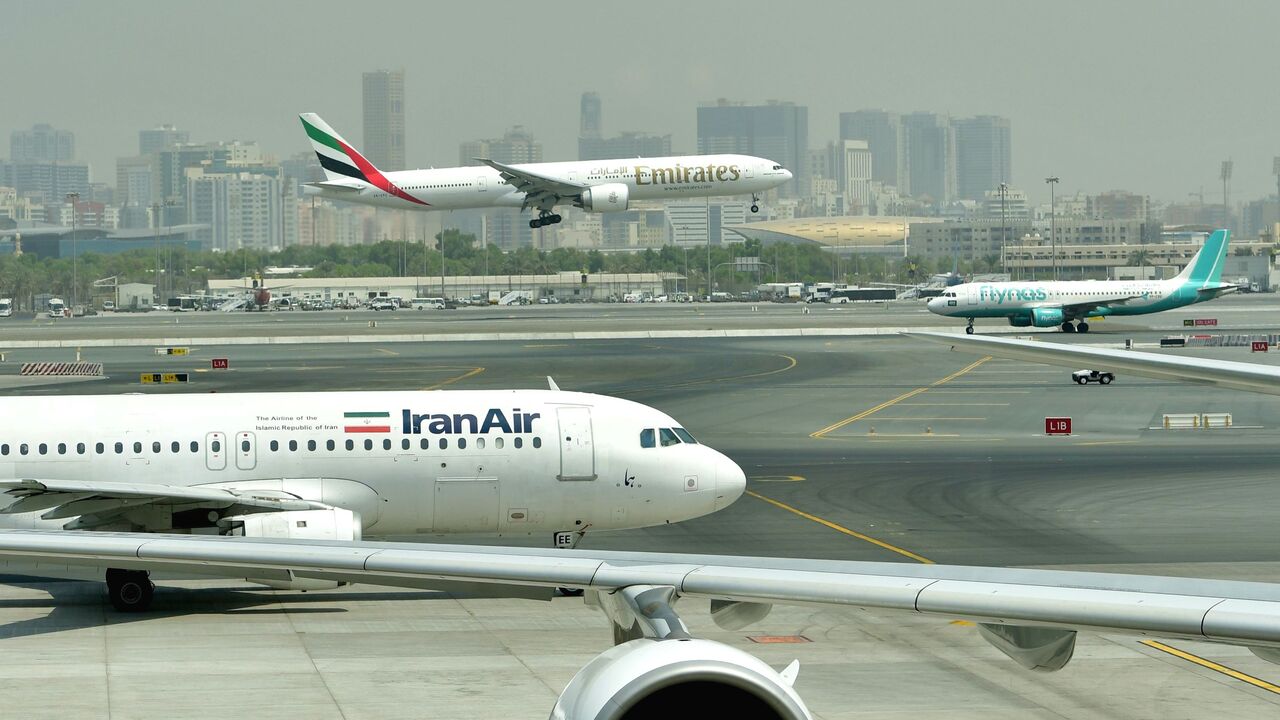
[0,230,972,308]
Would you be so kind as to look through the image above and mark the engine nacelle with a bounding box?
[580,183,629,213]
[551,638,810,720]
[225,508,360,590]
[1007,315,1033,327]
[1030,307,1065,327]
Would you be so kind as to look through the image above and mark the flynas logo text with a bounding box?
[979,285,1048,304]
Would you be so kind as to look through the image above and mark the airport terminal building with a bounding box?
[207,271,682,304]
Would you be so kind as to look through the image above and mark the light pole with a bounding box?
[1044,177,1059,280]
[65,191,80,309]
[998,182,1009,278]
[1220,160,1233,230]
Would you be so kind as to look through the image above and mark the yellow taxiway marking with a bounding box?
[950,620,975,627]
[374,348,400,357]
[810,357,990,439]
[421,367,485,391]
[750,475,806,483]
[1141,640,1280,694]
[747,490,934,564]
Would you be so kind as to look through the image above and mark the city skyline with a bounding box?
[3,1,1279,206]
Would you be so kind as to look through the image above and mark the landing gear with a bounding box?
[1061,321,1076,333]
[1077,321,1090,333]
[965,319,975,335]
[106,568,154,612]
[529,212,563,229]
[750,194,761,214]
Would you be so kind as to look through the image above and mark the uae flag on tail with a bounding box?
[344,411,391,433]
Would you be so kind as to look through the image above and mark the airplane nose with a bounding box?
[715,453,747,509]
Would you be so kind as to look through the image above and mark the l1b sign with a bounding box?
[1045,417,1072,435]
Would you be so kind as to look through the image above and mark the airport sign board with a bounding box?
[1252,341,1268,353]
[211,358,229,369]
[1045,417,1072,435]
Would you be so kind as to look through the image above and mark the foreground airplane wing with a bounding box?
[475,157,585,210]
[905,331,1280,395]
[1,529,1280,672]
[0,479,326,530]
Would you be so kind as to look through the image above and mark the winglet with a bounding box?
[779,659,800,687]
[547,376,560,391]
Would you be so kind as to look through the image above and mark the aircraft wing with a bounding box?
[0,479,325,530]
[1,530,1280,671]
[905,331,1280,395]
[1056,293,1146,316]
[474,157,585,209]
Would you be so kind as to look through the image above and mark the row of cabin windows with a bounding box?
[0,436,542,457]
[264,436,541,452]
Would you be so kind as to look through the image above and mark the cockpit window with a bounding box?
[772,164,783,170]
[672,428,697,444]
[659,428,681,447]
[640,428,655,448]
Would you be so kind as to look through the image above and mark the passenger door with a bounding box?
[556,406,595,480]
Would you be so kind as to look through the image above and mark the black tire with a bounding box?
[1078,322,1090,333]
[965,325,975,335]
[751,204,760,213]
[106,569,154,612]
[1100,374,1113,385]
[1075,376,1087,385]
[1061,322,1076,333]
[528,219,539,229]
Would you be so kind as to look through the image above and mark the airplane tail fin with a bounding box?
[299,113,378,183]
[1173,229,1230,284]
[299,113,427,206]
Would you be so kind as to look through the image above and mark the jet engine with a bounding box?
[1030,307,1066,327]
[579,183,629,213]
[550,638,810,720]
[223,507,360,590]
[1007,315,1033,327]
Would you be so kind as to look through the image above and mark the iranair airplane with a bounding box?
[927,229,1235,334]
[0,388,745,606]
[300,113,792,227]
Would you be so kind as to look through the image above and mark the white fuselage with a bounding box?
[0,390,745,537]
[308,154,791,210]
[927,278,1195,320]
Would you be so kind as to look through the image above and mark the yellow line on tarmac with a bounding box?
[1141,640,1280,694]
[746,490,933,564]
[810,357,991,439]
[421,367,485,391]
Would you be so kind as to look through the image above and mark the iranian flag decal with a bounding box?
[344,411,391,433]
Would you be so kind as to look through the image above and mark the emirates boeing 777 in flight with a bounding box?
[299,113,792,228]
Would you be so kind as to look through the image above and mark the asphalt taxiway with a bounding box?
[2,306,1280,718]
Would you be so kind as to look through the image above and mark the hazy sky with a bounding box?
[4,0,1279,205]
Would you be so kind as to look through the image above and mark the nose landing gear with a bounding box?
[965,318,975,335]
[750,193,761,214]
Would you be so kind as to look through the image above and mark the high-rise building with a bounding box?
[954,116,1011,202]
[902,112,955,207]
[139,125,190,156]
[667,200,748,246]
[0,160,89,204]
[459,126,542,166]
[580,92,602,140]
[839,140,873,214]
[116,156,154,208]
[840,111,907,195]
[187,169,296,251]
[362,69,405,171]
[1087,190,1149,221]
[10,124,74,163]
[697,100,807,198]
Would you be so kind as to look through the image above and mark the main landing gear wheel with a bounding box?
[529,213,563,229]
[106,568,154,612]
[965,319,975,335]
[1061,321,1076,333]
[1077,321,1090,333]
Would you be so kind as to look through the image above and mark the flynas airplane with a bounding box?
[927,229,1235,334]
[299,113,792,228]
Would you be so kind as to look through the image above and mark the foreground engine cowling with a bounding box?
[1030,307,1065,327]
[224,508,360,590]
[1007,315,1033,327]
[551,638,810,720]
[580,183,629,213]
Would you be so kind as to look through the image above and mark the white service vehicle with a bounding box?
[0,298,12,317]
[46,297,66,318]
[1071,369,1114,385]
[410,297,445,310]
